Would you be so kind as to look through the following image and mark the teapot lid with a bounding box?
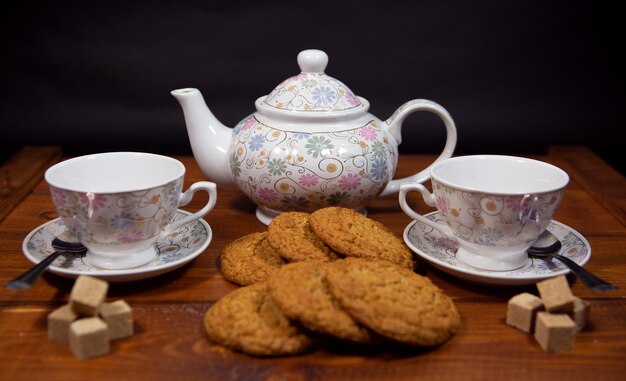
[262,49,363,113]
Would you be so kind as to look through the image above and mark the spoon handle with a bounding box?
[552,254,618,292]
[4,250,64,290]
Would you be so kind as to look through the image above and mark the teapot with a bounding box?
[171,49,457,224]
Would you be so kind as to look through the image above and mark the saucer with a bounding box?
[403,212,591,286]
[22,210,212,283]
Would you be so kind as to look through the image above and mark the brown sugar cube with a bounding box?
[70,275,108,316]
[534,312,577,352]
[536,275,575,313]
[69,317,110,360]
[48,304,78,343]
[100,300,133,340]
[571,296,591,331]
[506,293,544,332]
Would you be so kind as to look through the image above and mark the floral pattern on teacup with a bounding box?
[263,73,361,112]
[432,180,564,247]
[230,115,396,212]
[407,213,590,276]
[25,210,209,273]
[50,178,183,246]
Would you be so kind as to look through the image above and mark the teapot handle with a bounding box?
[379,99,457,196]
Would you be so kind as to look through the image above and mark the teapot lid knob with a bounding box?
[297,49,328,74]
[262,49,362,112]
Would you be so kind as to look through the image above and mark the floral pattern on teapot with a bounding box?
[263,73,361,112]
[432,180,564,247]
[230,115,397,212]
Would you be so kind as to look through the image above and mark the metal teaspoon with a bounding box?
[4,237,87,290]
[528,230,617,292]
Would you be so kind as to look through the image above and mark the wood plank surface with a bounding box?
[0,146,62,222]
[0,148,625,381]
[549,146,626,226]
[1,300,624,381]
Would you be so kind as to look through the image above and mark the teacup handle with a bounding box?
[380,99,457,196]
[164,181,217,234]
[398,183,456,240]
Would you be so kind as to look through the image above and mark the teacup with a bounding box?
[399,155,569,271]
[45,152,217,270]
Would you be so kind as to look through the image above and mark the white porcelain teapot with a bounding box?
[171,49,457,224]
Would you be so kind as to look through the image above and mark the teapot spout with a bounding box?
[171,88,234,187]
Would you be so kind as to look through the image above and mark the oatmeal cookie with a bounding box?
[268,212,339,262]
[309,207,413,269]
[325,258,460,347]
[220,232,285,286]
[268,261,374,343]
[203,282,314,356]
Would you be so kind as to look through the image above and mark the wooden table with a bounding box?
[1,146,624,381]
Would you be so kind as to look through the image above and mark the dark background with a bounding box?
[1,1,624,174]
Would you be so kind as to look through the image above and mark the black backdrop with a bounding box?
[1,1,624,174]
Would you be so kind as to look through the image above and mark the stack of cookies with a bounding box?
[205,207,460,356]
[220,206,414,287]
